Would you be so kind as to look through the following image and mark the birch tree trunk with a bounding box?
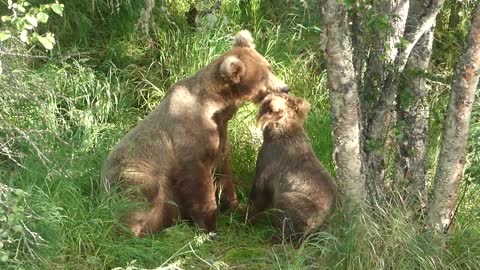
[361,0,409,202]
[427,2,480,233]
[320,0,366,206]
[363,0,409,127]
[136,0,156,34]
[395,23,436,209]
[363,0,445,203]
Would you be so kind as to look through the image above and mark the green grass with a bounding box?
[1,0,480,269]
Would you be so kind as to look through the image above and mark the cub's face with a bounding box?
[219,30,289,103]
[257,93,310,130]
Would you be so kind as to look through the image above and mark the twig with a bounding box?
[0,50,48,59]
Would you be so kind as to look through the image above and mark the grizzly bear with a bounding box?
[102,30,289,236]
[248,93,337,244]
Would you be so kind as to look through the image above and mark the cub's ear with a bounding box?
[299,98,311,114]
[234,30,255,49]
[220,56,245,84]
[257,95,273,117]
[291,97,311,120]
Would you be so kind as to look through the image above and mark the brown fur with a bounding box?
[102,30,288,236]
[248,93,337,245]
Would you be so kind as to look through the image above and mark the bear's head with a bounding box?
[218,30,289,103]
[257,93,310,132]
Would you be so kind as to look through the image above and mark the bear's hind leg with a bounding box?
[126,189,180,237]
[128,207,162,237]
[271,192,319,245]
[246,184,272,223]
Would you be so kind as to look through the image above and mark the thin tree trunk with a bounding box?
[351,5,366,94]
[320,0,366,206]
[362,0,409,202]
[364,0,445,203]
[427,2,480,233]
[395,25,435,210]
[448,0,463,31]
[136,0,156,34]
[363,0,409,127]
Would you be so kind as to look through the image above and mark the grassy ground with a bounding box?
[1,1,480,269]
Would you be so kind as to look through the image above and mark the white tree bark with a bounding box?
[363,0,409,117]
[362,0,409,202]
[364,0,445,202]
[367,0,446,138]
[427,2,480,233]
[395,25,435,209]
[321,0,366,206]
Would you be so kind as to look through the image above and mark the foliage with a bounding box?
[0,0,478,269]
[0,183,46,268]
[0,0,64,50]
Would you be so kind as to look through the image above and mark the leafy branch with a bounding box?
[0,0,64,50]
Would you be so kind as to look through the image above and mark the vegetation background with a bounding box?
[0,0,479,269]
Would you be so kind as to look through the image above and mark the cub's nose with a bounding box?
[280,86,290,94]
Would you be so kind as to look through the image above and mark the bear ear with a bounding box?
[258,95,273,115]
[291,97,310,119]
[257,95,274,129]
[220,56,246,84]
[234,30,255,49]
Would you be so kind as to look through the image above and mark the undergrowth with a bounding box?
[1,0,479,269]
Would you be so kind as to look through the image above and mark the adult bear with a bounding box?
[102,30,289,236]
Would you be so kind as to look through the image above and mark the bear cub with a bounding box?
[248,93,337,244]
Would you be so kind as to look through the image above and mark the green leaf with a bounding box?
[36,12,49,23]
[1,16,11,22]
[51,3,64,15]
[25,14,38,27]
[13,189,26,197]
[19,29,29,43]
[39,4,49,12]
[45,32,56,47]
[24,22,34,30]
[0,253,8,262]
[13,224,23,232]
[0,31,12,42]
[37,35,54,50]
[17,5,26,13]
[15,19,26,31]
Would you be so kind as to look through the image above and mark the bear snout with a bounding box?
[270,77,288,94]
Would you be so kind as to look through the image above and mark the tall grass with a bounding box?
[1,0,479,269]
